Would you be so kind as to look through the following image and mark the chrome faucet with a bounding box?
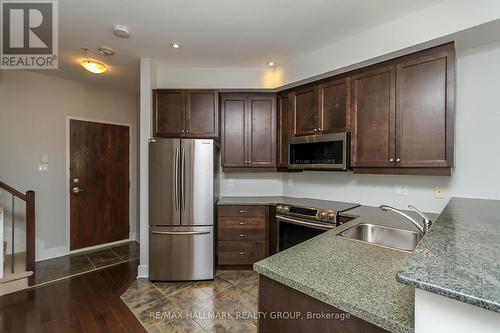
[379,204,432,235]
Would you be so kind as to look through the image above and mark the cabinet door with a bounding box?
[319,78,349,133]
[277,94,292,168]
[185,90,219,138]
[221,93,247,167]
[351,65,396,167]
[396,49,454,167]
[292,87,319,136]
[247,94,276,167]
[153,90,184,137]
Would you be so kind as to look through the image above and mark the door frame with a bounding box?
[65,116,133,255]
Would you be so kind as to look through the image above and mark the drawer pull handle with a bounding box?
[239,234,246,237]
[239,252,247,255]
[239,222,245,225]
[239,210,247,213]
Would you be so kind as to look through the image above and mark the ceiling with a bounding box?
[40,0,444,92]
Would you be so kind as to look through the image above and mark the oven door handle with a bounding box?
[277,215,334,230]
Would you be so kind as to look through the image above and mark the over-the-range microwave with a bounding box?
[288,132,349,170]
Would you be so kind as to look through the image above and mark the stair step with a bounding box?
[0,273,31,296]
[0,269,33,283]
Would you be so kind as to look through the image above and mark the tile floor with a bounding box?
[121,270,259,333]
[34,241,139,285]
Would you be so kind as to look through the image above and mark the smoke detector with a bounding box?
[113,25,130,38]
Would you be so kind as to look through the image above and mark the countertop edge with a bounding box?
[254,262,412,333]
[396,272,500,313]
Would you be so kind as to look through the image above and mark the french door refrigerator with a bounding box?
[149,138,218,281]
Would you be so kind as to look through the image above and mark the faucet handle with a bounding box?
[408,205,432,230]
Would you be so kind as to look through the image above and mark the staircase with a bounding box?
[0,181,36,296]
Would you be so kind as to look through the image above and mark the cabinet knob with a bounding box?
[239,210,247,213]
[181,130,185,133]
[396,158,401,162]
[239,252,247,255]
[313,128,318,132]
[389,158,394,162]
[239,234,246,237]
[248,160,251,163]
[239,222,245,225]
[318,128,322,131]
[186,129,189,133]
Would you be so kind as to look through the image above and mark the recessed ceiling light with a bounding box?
[98,47,115,56]
[80,60,108,74]
[113,25,130,38]
[171,43,181,49]
[267,61,275,67]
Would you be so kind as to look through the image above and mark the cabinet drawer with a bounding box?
[218,241,265,265]
[219,228,265,241]
[218,216,265,229]
[218,205,266,218]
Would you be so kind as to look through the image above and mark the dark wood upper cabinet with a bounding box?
[247,95,277,167]
[221,93,276,170]
[292,87,319,136]
[185,90,219,138]
[351,65,396,168]
[319,78,350,133]
[395,48,454,168]
[221,94,246,167]
[153,89,219,138]
[153,89,184,137]
[277,94,292,168]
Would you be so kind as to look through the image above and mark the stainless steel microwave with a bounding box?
[288,133,349,170]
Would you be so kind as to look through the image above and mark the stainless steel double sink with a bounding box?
[338,223,422,252]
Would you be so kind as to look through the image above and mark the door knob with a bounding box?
[73,178,79,183]
[72,187,84,194]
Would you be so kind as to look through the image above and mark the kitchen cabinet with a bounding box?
[277,94,293,168]
[259,275,389,333]
[291,87,319,136]
[351,65,396,168]
[221,93,276,171]
[217,205,269,268]
[153,89,219,138]
[318,77,350,133]
[351,43,455,175]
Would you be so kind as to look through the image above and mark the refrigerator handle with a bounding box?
[151,230,210,236]
[174,147,180,211]
[181,147,186,211]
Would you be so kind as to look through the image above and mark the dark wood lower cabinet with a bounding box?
[258,275,388,333]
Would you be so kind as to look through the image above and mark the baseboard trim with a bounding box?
[36,246,68,262]
[69,238,135,255]
[137,265,148,278]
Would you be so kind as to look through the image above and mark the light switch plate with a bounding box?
[394,184,408,195]
[38,163,49,172]
[41,154,49,163]
[287,179,294,187]
[434,185,446,198]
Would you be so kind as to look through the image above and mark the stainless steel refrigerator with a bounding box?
[149,138,219,281]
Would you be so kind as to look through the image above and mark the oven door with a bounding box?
[277,215,335,252]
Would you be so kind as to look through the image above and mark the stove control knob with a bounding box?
[277,205,283,214]
[319,211,328,220]
[327,213,336,221]
[283,205,290,215]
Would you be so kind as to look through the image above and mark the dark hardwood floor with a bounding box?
[0,259,145,333]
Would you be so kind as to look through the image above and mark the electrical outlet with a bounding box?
[434,185,446,198]
[227,178,234,186]
[41,154,49,163]
[287,179,294,187]
[394,184,408,195]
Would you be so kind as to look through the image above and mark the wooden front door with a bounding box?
[70,119,129,250]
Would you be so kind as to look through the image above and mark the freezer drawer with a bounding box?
[149,226,214,281]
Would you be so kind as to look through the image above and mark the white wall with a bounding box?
[274,0,500,86]
[0,70,139,261]
[156,65,276,89]
[220,172,283,196]
[283,41,500,213]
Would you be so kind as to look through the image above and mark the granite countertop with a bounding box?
[217,196,360,212]
[397,197,500,313]
[254,205,438,333]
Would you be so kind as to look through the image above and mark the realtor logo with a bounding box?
[1,0,58,69]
